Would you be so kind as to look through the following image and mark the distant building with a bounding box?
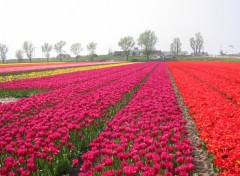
[199,52,208,56]
[113,51,124,56]
[190,52,208,56]
[178,51,188,55]
[56,54,71,59]
[160,51,171,56]
[131,47,144,56]
[152,50,162,55]
[161,51,188,56]
[113,49,188,57]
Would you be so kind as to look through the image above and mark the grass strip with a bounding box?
[0,89,48,98]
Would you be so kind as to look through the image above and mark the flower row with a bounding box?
[79,62,194,176]
[0,63,131,82]
[0,62,117,73]
[167,62,240,176]
[0,62,156,175]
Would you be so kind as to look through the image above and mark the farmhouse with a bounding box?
[56,54,71,59]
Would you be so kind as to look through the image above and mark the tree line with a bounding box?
[118,30,204,60]
[0,41,97,63]
[0,30,204,63]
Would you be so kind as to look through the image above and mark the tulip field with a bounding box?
[0,61,240,176]
[167,62,240,176]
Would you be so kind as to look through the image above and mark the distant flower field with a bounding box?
[0,62,64,68]
[0,62,132,82]
[0,61,239,175]
[0,62,117,73]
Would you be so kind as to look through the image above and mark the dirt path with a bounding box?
[168,69,218,176]
[0,97,18,104]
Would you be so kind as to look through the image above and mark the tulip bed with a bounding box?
[0,62,117,73]
[0,63,140,90]
[167,62,240,176]
[0,63,151,125]
[79,63,195,176]
[0,62,158,175]
[0,63,131,82]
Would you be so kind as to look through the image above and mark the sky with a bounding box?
[0,0,240,59]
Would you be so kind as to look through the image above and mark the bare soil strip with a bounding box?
[0,97,18,104]
[167,69,218,176]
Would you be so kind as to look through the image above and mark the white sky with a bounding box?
[0,0,240,59]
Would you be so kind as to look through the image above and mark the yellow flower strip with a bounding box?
[0,63,136,82]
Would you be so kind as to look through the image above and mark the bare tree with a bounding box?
[54,40,66,61]
[0,44,8,63]
[108,48,113,55]
[190,33,204,56]
[23,41,34,62]
[170,38,181,56]
[170,43,174,55]
[15,49,24,63]
[118,36,135,61]
[190,37,197,55]
[42,43,52,62]
[195,32,204,55]
[87,42,97,62]
[138,30,158,60]
[70,43,83,61]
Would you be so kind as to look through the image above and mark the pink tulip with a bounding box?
[72,159,79,166]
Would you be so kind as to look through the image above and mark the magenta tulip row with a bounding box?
[78,63,194,176]
[0,63,156,175]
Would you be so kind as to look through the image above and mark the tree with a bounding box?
[87,42,97,62]
[190,32,204,56]
[70,43,83,61]
[195,32,204,55]
[42,43,52,62]
[15,49,24,63]
[54,40,66,61]
[170,38,181,56]
[108,48,113,55]
[0,44,8,63]
[138,30,158,60]
[23,41,34,62]
[190,37,196,55]
[118,36,135,61]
